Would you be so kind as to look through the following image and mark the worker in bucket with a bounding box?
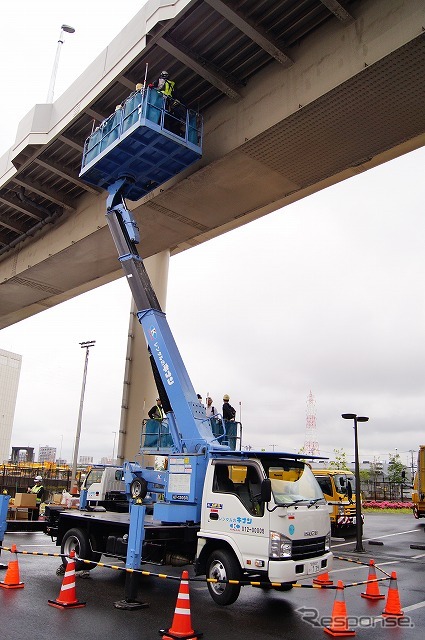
[148,398,164,421]
[149,70,176,100]
[27,475,45,520]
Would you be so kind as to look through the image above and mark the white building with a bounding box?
[0,348,22,463]
[38,445,56,463]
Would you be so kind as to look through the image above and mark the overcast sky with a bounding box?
[0,2,424,468]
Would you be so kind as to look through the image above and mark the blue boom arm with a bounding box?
[105,179,230,454]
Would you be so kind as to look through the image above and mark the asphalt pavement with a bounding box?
[0,513,424,640]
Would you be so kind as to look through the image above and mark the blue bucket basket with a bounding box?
[80,88,203,201]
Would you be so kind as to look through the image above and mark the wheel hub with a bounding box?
[209,560,226,595]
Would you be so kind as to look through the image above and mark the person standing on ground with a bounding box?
[27,475,45,521]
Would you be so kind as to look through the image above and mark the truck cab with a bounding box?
[312,469,359,535]
[82,465,127,512]
[197,454,332,604]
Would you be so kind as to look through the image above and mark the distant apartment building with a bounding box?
[0,349,22,463]
[38,445,57,463]
[79,456,93,465]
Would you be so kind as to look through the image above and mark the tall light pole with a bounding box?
[46,24,75,103]
[342,413,369,552]
[71,341,95,493]
[112,431,117,464]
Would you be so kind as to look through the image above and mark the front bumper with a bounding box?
[268,551,332,583]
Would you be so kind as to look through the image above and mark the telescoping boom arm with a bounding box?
[106,178,229,454]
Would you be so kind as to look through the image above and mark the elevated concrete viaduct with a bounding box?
[0,0,424,459]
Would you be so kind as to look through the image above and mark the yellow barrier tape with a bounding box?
[334,554,392,577]
[0,545,389,589]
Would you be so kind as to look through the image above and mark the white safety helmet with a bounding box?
[34,475,43,481]
[160,70,169,78]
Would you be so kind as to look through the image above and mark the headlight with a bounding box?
[269,531,292,559]
[325,531,331,551]
[338,504,344,514]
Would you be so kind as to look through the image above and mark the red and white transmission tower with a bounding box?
[303,390,320,456]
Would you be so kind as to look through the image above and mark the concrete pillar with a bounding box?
[116,250,170,462]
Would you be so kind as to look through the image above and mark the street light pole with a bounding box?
[342,413,369,553]
[112,431,117,464]
[46,24,75,103]
[71,341,95,493]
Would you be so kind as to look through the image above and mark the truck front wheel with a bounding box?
[206,549,241,605]
[61,528,102,571]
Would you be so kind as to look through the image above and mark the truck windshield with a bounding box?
[84,468,104,489]
[267,462,324,505]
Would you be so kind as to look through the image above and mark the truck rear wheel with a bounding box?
[61,528,102,571]
[206,549,241,605]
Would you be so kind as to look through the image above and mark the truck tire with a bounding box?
[61,528,102,571]
[206,549,241,605]
[130,477,148,500]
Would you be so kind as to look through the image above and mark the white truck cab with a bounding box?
[196,454,332,604]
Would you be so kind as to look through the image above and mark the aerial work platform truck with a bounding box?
[43,84,332,606]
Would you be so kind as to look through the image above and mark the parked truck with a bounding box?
[44,85,332,606]
[312,469,360,536]
[412,445,425,519]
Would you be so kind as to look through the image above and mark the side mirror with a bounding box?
[347,480,353,501]
[261,478,272,503]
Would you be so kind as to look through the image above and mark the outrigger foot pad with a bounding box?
[113,599,150,610]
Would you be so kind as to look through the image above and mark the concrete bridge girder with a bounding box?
[0,1,424,333]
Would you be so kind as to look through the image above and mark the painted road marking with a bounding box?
[403,600,425,612]
[332,560,399,574]
[332,529,419,547]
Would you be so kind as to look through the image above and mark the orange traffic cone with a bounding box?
[361,560,384,600]
[0,544,24,589]
[160,570,202,640]
[324,580,355,637]
[382,571,404,618]
[314,571,333,586]
[48,550,86,609]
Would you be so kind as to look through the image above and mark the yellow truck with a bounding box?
[312,469,360,536]
[412,445,425,519]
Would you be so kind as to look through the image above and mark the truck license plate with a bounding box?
[308,561,320,575]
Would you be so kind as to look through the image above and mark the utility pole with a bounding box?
[409,449,415,477]
[71,340,96,493]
